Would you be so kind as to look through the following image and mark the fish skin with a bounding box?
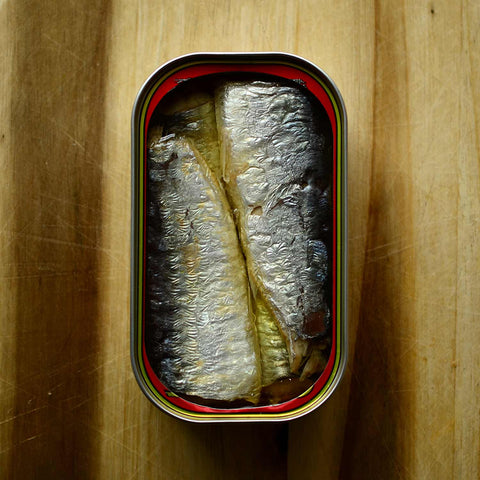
[162,99,222,180]
[146,134,261,402]
[158,100,293,389]
[216,81,331,376]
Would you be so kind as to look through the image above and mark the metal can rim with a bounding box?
[131,52,348,423]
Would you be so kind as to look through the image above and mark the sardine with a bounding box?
[216,81,331,376]
[146,133,261,402]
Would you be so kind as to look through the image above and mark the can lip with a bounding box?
[132,51,347,129]
[131,52,348,422]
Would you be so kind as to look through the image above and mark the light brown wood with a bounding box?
[1,0,478,478]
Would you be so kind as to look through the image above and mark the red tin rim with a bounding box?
[140,61,338,416]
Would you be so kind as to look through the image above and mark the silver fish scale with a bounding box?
[146,135,260,402]
[217,81,331,347]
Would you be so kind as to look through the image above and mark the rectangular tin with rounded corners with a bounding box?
[131,52,347,422]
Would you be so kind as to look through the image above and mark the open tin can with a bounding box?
[131,52,347,422]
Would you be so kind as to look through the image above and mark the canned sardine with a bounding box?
[131,52,347,422]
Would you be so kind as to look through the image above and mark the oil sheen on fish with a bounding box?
[254,292,290,387]
[216,81,331,376]
[146,133,261,402]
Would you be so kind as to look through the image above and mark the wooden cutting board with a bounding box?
[1,1,478,478]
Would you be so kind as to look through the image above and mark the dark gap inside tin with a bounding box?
[144,72,333,408]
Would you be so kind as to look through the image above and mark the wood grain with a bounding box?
[1,0,479,479]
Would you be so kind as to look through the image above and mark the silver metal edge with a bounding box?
[131,52,348,423]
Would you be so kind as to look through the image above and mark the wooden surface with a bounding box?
[1,1,479,478]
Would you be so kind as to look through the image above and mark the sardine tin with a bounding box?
[132,52,347,422]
